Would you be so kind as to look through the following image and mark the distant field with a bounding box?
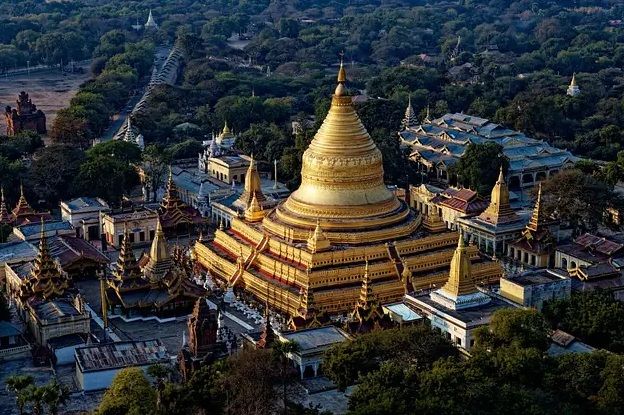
[0,64,92,138]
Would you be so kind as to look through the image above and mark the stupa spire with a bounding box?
[402,94,418,129]
[275,47,404,237]
[0,187,12,224]
[440,232,476,297]
[567,73,581,96]
[477,165,520,225]
[358,260,374,308]
[527,183,547,232]
[236,155,265,209]
[143,219,173,283]
[114,223,141,282]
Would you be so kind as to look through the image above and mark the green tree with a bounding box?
[474,308,551,352]
[542,291,624,352]
[73,156,139,203]
[324,325,456,390]
[539,169,621,233]
[451,142,508,195]
[97,367,157,415]
[86,140,142,164]
[41,379,70,415]
[28,145,84,206]
[142,145,169,203]
[5,374,34,415]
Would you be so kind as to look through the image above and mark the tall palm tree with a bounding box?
[42,379,70,415]
[5,374,33,415]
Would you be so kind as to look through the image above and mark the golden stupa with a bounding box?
[194,62,502,315]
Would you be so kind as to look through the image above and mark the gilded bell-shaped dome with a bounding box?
[266,60,416,242]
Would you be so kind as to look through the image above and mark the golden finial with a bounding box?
[335,51,347,96]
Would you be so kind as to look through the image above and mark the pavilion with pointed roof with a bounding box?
[158,168,205,234]
[106,219,207,318]
[507,184,559,268]
[458,167,530,257]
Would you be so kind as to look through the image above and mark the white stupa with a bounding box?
[567,73,580,97]
[145,9,158,29]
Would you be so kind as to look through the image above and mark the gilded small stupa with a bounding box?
[194,59,502,316]
[477,167,521,225]
[429,232,491,310]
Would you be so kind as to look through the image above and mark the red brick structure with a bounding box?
[5,91,46,136]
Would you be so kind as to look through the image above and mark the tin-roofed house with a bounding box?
[75,339,169,391]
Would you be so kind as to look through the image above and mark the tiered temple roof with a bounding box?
[158,169,204,232]
[107,219,206,316]
[10,185,51,226]
[194,61,503,317]
[19,221,70,301]
[400,112,578,177]
[510,184,556,256]
[346,261,393,334]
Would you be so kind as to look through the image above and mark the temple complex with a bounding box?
[194,63,502,317]
[458,167,529,257]
[105,220,206,318]
[4,91,46,136]
[158,169,205,234]
[508,184,558,268]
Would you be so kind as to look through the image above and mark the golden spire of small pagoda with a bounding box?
[358,260,374,308]
[0,187,12,224]
[401,263,412,294]
[244,193,265,222]
[237,155,266,209]
[143,219,172,282]
[477,166,520,225]
[307,219,331,253]
[12,182,35,217]
[150,219,170,262]
[527,183,547,232]
[440,232,476,297]
[21,219,69,300]
[113,223,141,283]
[257,300,276,349]
[222,120,231,134]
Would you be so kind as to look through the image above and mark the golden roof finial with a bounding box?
[149,218,170,262]
[223,120,230,134]
[570,72,577,87]
[335,51,347,96]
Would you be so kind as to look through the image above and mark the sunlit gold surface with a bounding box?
[194,64,502,315]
